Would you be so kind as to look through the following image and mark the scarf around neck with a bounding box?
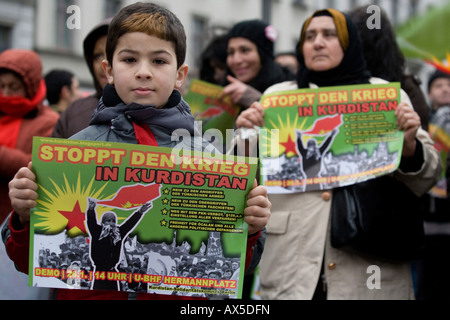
[99,224,121,245]
[91,84,197,138]
[0,79,46,148]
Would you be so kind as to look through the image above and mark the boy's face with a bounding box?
[103,32,188,107]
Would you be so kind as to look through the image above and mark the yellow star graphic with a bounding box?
[161,208,169,215]
[160,219,168,227]
[163,188,170,195]
[162,198,169,205]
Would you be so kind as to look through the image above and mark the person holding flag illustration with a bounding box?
[86,198,152,291]
[296,128,337,191]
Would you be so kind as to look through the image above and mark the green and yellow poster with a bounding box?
[184,79,240,142]
[29,137,257,299]
[428,106,450,198]
[259,83,404,193]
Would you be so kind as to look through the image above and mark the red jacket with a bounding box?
[0,104,58,223]
[0,49,59,223]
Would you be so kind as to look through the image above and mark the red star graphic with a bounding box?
[59,201,87,234]
[280,135,298,156]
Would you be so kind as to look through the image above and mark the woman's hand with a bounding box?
[395,102,420,158]
[222,75,249,104]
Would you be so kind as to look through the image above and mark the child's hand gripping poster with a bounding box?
[29,137,257,299]
[184,79,240,142]
[259,82,404,193]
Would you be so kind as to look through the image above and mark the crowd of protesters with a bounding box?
[0,2,449,301]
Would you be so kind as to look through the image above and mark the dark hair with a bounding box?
[106,2,186,69]
[427,69,450,92]
[227,20,276,58]
[348,6,405,84]
[199,34,228,85]
[44,69,74,104]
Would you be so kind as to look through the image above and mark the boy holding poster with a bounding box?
[4,2,270,300]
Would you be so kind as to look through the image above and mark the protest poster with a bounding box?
[29,137,257,299]
[259,82,404,193]
[428,106,450,198]
[184,79,240,142]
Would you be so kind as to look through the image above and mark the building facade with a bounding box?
[0,0,446,91]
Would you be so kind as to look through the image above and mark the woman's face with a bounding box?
[302,16,344,72]
[227,37,262,83]
[93,35,108,90]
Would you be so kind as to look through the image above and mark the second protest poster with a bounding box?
[259,82,404,193]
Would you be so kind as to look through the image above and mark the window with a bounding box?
[292,0,307,9]
[190,15,208,75]
[55,0,74,50]
[0,25,11,53]
[104,0,122,19]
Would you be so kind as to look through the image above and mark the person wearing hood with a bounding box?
[0,49,59,223]
[223,19,294,111]
[52,18,111,139]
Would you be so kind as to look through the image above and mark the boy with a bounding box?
[4,2,270,300]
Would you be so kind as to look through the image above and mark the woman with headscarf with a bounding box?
[0,49,59,223]
[235,9,441,299]
[223,19,294,110]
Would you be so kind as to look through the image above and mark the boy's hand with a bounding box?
[245,179,271,236]
[8,162,38,226]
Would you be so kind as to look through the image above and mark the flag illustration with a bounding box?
[196,106,224,119]
[97,183,162,210]
[303,114,342,135]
